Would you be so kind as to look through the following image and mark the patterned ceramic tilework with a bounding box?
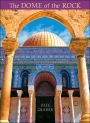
[0,69,3,88]
[1,46,90,64]
[70,70,76,88]
[0,47,90,88]
[14,70,19,88]
[28,74,34,85]
[55,74,62,85]
[0,47,80,62]
[74,69,79,88]
[36,64,54,70]
[31,68,57,84]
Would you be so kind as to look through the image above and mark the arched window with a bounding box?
[61,70,71,88]
[22,70,29,88]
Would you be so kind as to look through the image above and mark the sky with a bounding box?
[0,17,90,46]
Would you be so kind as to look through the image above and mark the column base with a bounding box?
[80,114,90,123]
[0,120,9,123]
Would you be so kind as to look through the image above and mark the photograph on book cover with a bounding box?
[0,0,90,123]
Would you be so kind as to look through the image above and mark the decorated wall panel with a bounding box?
[9,98,29,123]
[62,97,81,123]
[62,98,71,123]
[9,97,81,123]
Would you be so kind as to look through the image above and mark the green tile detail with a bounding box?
[0,65,36,73]
[54,65,78,73]
[14,65,36,73]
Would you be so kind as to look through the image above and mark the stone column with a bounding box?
[17,90,22,123]
[69,37,90,122]
[68,90,75,123]
[56,85,63,123]
[28,85,34,123]
[0,38,18,123]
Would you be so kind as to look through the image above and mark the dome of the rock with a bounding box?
[23,31,67,47]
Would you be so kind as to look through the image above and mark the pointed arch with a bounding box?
[61,70,71,88]
[34,71,56,91]
[21,70,30,88]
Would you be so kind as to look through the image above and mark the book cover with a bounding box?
[0,0,90,123]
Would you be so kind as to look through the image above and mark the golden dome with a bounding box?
[23,31,67,47]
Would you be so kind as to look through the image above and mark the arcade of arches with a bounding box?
[0,10,90,123]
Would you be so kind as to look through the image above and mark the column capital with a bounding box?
[28,85,34,91]
[57,90,62,95]
[56,85,62,96]
[68,90,74,97]
[28,90,33,97]
[17,90,22,97]
[1,37,19,55]
[69,37,89,57]
[56,90,62,96]
[28,85,34,96]
[56,85,62,91]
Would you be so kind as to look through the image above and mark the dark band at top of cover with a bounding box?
[0,0,90,9]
